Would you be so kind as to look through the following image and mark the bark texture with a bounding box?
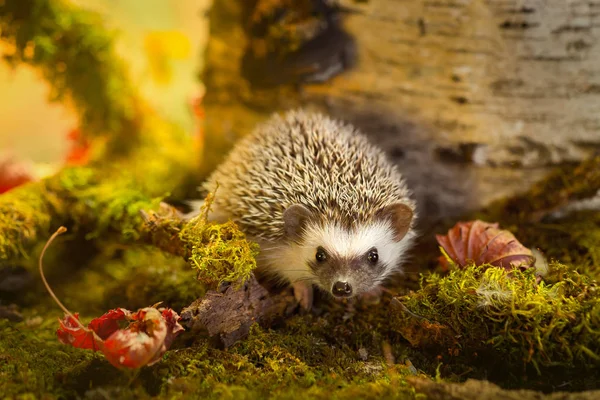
[201,0,600,221]
[179,276,298,347]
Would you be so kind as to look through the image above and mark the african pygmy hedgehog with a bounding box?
[195,109,417,308]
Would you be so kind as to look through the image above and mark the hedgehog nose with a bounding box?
[332,281,353,297]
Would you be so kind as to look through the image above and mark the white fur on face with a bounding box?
[267,221,414,287]
[302,221,401,265]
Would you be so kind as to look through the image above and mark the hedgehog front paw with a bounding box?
[292,281,314,311]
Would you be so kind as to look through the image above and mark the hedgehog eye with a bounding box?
[367,248,379,264]
[315,247,328,263]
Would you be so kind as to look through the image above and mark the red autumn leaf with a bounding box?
[56,306,184,369]
[57,313,102,351]
[0,154,34,194]
[87,308,130,340]
[102,307,177,369]
[102,329,162,369]
[436,220,535,271]
[161,308,185,350]
[43,227,184,369]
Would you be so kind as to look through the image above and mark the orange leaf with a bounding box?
[436,220,535,270]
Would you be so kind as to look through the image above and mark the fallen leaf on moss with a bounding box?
[436,220,535,271]
[102,307,184,368]
[57,312,102,351]
[87,308,131,340]
[43,227,184,369]
[57,306,184,369]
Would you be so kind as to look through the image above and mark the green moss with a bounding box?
[503,211,600,281]
[0,318,101,399]
[485,155,600,223]
[179,193,259,289]
[154,322,419,399]
[0,185,56,264]
[392,263,600,373]
[98,247,204,313]
[183,220,259,289]
[43,166,164,240]
[0,300,421,399]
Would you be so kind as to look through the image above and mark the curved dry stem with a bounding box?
[38,226,86,330]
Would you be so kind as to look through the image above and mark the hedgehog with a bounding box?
[192,109,417,309]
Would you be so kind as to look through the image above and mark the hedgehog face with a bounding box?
[300,220,410,297]
[282,203,414,298]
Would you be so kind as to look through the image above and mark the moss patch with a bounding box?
[506,211,600,281]
[494,156,600,222]
[392,263,600,376]
[0,184,57,264]
[156,324,419,400]
[0,318,101,399]
[0,313,420,399]
[179,193,259,289]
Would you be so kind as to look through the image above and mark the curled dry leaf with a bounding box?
[57,313,102,351]
[42,227,184,369]
[102,307,185,368]
[57,306,184,369]
[436,220,535,271]
[87,308,131,340]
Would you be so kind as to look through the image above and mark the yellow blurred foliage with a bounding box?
[144,31,192,85]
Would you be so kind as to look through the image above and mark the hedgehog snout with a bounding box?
[332,281,353,297]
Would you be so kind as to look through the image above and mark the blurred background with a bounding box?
[0,0,210,182]
[2,0,600,220]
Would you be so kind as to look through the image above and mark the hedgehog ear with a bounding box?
[283,204,313,241]
[377,203,413,242]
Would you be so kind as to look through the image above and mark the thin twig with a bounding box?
[39,226,86,330]
[390,297,430,322]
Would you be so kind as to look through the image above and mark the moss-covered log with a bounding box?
[0,112,195,267]
[140,198,259,290]
[485,155,600,224]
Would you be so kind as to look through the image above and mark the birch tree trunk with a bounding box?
[201,0,600,222]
